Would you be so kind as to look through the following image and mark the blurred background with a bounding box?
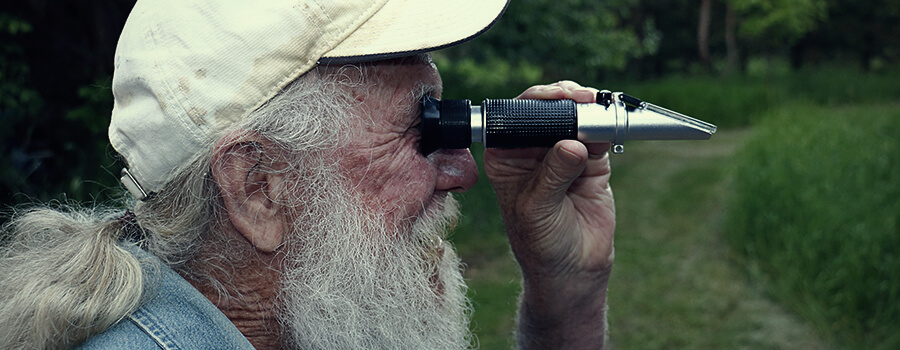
[2,0,898,348]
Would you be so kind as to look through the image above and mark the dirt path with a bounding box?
[606,129,831,349]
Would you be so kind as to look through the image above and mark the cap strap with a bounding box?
[120,168,149,200]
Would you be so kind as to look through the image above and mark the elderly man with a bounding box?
[0,0,615,349]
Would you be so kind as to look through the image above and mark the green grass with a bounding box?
[725,103,900,348]
[604,132,827,349]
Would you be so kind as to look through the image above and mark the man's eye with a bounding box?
[414,94,438,156]
[414,121,439,156]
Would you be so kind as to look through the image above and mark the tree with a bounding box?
[625,0,704,78]
[698,0,713,71]
[723,2,740,74]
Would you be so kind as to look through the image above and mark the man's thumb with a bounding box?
[530,141,587,204]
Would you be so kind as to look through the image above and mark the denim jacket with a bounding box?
[77,245,255,349]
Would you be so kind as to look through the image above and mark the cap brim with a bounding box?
[319,0,509,65]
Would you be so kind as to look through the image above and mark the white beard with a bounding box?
[276,183,472,349]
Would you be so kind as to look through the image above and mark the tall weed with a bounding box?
[725,103,900,348]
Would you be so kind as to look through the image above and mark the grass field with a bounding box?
[604,131,829,349]
[453,130,830,349]
[726,103,900,349]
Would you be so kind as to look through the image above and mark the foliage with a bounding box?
[432,54,545,101]
[438,0,659,84]
[625,0,710,77]
[0,13,40,118]
[725,103,900,348]
[0,1,134,211]
[802,0,900,69]
[0,13,44,206]
[730,0,827,45]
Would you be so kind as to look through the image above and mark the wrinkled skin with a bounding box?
[337,57,478,231]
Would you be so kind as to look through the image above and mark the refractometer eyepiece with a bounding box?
[421,96,471,155]
[420,91,717,155]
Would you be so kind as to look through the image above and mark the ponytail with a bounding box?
[0,207,145,349]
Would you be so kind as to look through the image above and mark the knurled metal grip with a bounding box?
[482,99,578,148]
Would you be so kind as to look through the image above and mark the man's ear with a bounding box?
[211,131,288,252]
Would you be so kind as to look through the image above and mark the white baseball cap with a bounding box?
[110,0,509,200]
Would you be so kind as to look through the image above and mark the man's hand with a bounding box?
[483,81,615,349]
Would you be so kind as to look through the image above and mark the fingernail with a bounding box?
[559,146,583,167]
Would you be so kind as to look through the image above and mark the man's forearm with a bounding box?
[516,273,610,349]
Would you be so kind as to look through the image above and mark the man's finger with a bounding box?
[529,141,588,206]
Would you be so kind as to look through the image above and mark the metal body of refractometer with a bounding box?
[420,91,717,154]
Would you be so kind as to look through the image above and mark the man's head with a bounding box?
[108,0,499,347]
[200,56,478,347]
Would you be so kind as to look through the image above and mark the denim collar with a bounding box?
[78,244,255,349]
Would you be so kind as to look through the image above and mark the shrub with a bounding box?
[725,103,900,348]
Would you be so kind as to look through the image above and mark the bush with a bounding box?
[725,103,900,348]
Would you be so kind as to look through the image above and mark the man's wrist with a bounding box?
[516,270,611,349]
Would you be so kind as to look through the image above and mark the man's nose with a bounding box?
[428,148,478,193]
